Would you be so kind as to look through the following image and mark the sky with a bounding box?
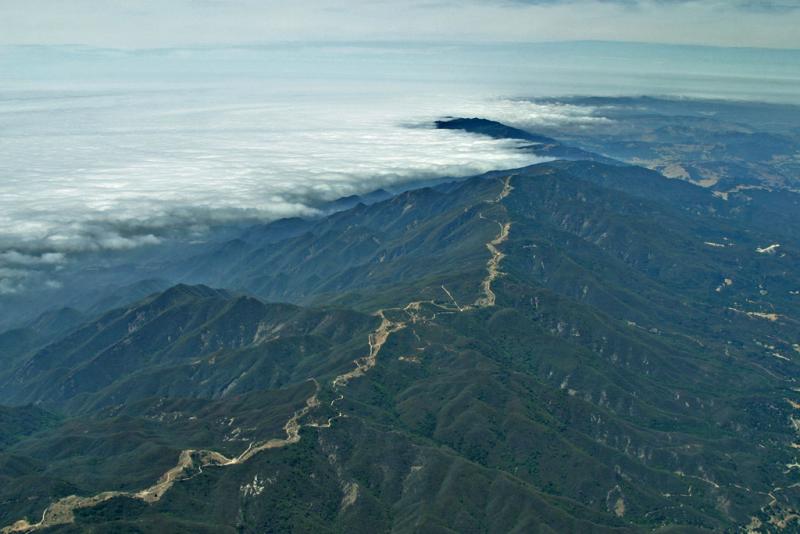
[0,0,799,50]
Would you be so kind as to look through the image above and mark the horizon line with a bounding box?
[2,38,799,53]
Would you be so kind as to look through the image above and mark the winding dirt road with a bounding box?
[2,175,515,534]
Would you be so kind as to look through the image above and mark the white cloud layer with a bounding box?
[2,70,602,291]
[0,90,557,248]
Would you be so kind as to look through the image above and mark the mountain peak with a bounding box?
[436,117,619,164]
[435,117,555,144]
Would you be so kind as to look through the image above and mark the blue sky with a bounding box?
[1,0,798,49]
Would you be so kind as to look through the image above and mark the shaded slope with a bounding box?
[0,284,378,414]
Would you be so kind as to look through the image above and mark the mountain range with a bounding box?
[1,115,800,532]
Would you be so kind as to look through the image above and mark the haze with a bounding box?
[1,0,800,49]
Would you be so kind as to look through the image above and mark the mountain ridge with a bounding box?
[1,158,800,531]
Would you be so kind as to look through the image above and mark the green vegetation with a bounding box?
[2,157,800,532]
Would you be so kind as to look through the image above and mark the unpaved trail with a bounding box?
[494,174,514,204]
[332,311,406,388]
[2,386,322,533]
[2,175,515,534]
[475,175,514,308]
[475,220,511,308]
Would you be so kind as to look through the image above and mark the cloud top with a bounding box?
[2,81,598,293]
